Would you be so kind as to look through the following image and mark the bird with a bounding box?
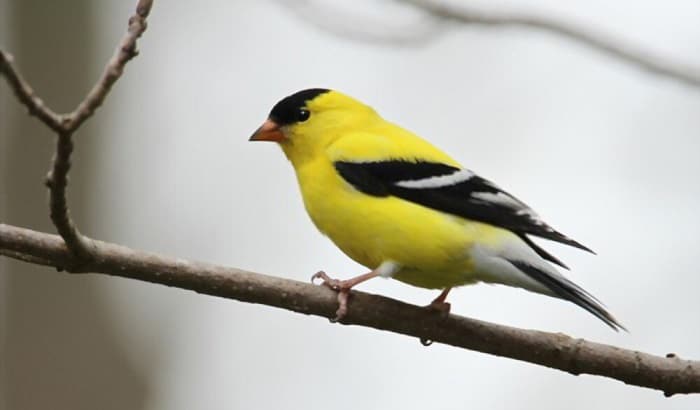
[249,88,624,330]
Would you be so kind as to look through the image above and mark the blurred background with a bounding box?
[1,0,699,409]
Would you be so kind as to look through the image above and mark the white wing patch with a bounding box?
[516,208,548,227]
[470,192,522,209]
[472,192,548,227]
[395,169,474,189]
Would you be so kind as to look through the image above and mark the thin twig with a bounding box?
[45,132,93,260]
[64,0,153,132]
[0,51,64,133]
[278,0,446,46]
[398,0,700,88]
[0,222,698,396]
[0,0,153,258]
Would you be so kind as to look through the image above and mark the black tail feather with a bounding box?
[518,234,570,270]
[533,229,596,255]
[510,261,625,331]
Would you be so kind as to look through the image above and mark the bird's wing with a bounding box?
[334,159,593,257]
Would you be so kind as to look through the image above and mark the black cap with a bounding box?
[269,88,330,125]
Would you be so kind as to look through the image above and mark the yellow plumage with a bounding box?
[250,88,623,329]
[281,91,506,288]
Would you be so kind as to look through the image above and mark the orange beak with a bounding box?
[249,119,285,142]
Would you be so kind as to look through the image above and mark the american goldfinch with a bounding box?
[250,88,623,330]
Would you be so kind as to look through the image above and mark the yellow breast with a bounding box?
[293,158,502,289]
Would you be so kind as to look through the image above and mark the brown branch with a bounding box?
[0,0,152,134]
[44,132,93,260]
[278,0,446,46]
[398,0,700,88]
[1,223,699,396]
[0,51,64,133]
[0,0,153,258]
[63,0,153,132]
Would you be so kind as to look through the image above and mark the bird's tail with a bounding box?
[509,260,626,331]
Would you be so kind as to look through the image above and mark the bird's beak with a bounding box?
[249,119,285,142]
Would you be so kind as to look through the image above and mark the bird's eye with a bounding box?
[296,108,310,122]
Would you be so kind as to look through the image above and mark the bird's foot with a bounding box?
[311,270,352,322]
[426,287,452,318]
[427,300,451,317]
[311,269,380,322]
[311,270,343,290]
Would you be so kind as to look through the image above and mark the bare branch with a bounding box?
[400,0,700,88]
[277,0,446,46]
[0,0,153,258]
[0,0,152,134]
[0,51,64,133]
[44,132,93,260]
[64,0,153,132]
[0,222,699,396]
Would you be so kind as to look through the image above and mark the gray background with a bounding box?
[1,0,699,409]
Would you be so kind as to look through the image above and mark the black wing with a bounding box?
[334,160,593,260]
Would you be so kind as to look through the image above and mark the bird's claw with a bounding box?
[311,270,344,290]
[332,291,349,321]
[311,270,350,321]
[310,270,330,284]
[328,298,348,323]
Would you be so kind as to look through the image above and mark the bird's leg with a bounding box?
[428,287,452,315]
[311,270,379,321]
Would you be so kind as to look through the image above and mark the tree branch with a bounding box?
[277,0,446,46]
[1,223,699,396]
[0,0,153,258]
[0,51,64,133]
[63,0,153,132]
[399,0,700,88]
[44,131,93,260]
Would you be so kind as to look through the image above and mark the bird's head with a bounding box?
[249,88,378,166]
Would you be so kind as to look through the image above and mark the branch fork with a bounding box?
[0,0,153,261]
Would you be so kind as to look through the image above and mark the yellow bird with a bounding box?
[250,88,623,330]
